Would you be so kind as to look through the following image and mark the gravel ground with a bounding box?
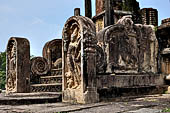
[1,94,170,113]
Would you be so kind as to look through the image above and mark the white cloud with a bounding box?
[31,17,44,25]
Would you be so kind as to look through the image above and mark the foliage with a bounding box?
[30,55,36,59]
[0,52,6,90]
[162,108,170,112]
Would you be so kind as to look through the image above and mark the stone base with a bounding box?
[83,87,99,104]
[63,87,99,104]
[97,74,165,89]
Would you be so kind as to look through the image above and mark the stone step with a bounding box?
[30,83,62,92]
[40,75,62,84]
[0,92,62,105]
[51,69,62,76]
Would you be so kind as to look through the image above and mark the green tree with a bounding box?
[0,52,6,90]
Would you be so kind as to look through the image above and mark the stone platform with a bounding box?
[0,92,62,105]
[97,74,166,98]
[97,74,165,88]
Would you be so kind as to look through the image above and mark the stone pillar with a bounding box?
[104,0,114,27]
[85,0,92,18]
[6,37,30,94]
[74,8,80,16]
[96,0,105,15]
[62,16,99,104]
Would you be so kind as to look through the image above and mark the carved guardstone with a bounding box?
[96,15,158,74]
[43,39,62,70]
[62,16,99,104]
[6,37,30,94]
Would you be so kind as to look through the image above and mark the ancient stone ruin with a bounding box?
[62,16,99,103]
[97,15,158,74]
[6,37,30,94]
[4,0,170,105]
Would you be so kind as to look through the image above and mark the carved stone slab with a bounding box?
[96,15,158,74]
[43,39,62,70]
[30,57,49,84]
[6,37,30,94]
[62,16,99,104]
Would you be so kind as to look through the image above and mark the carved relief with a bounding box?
[31,57,49,76]
[64,22,81,89]
[62,16,99,104]
[7,41,17,92]
[96,16,158,74]
[6,37,30,94]
[43,39,62,70]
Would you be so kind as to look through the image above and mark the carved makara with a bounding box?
[31,57,49,76]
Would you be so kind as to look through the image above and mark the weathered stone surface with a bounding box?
[157,18,170,74]
[104,0,114,27]
[62,16,99,104]
[31,57,49,76]
[43,39,62,70]
[96,15,158,74]
[30,83,62,92]
[30,57,49,84]
[85,0,92,18]
[6,37,30,94]
[97,74,165,89]
[40,75,62,84]
[0,92,61,105]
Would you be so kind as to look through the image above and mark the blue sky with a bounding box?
[0,0,170,56]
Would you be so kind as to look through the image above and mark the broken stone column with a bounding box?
[62,16,99,104]
[85,0,92,18]
[104,0,114,27]
[6,37,30,94]
[74,8,80,16]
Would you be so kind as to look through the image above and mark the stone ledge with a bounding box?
[0,92,62,105]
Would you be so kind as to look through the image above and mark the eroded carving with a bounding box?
[64,22,81,89]
[62,16,99,104]
[96,15,158,74]
[43,39,62,70]
[30,57,49,84]
[7,41,17,92]
[6,37,30,94]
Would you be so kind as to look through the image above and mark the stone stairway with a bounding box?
[30,69,62,93]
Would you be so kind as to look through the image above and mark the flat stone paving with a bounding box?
[1,94,170,113]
